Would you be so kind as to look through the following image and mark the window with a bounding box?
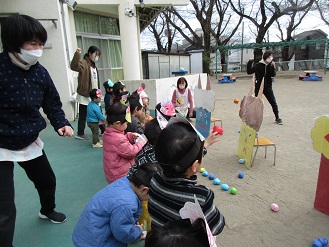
[301,45,306,50]
[316,43,321,50]
[74,12,123,83]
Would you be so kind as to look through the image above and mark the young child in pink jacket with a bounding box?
[103,103,146,183]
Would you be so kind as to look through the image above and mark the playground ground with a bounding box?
[13,70,329,247]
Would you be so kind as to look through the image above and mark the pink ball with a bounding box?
[271,203,279,212]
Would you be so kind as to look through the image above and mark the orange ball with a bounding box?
[234,98,239,104]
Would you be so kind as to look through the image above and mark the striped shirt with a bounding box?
[148,172,225,235]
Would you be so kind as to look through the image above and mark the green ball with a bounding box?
[230,187,237,195]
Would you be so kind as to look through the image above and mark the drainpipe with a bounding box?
[60,0,71,65]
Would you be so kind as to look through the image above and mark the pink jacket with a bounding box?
[103,127,146,183]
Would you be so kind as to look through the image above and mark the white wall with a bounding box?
[123,73,208,111]
[1,0,76,121]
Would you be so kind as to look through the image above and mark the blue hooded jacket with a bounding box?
[72,177,143,247]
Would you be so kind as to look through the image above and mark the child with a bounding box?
[171,77,195,119]
[87,89,105,148]
[103,79,114,111]
[145,218,210,247]
[148,122,225,235]
[112,80,128,105]
[72,163,159,247]
[125,94,144,134]
[136,86,153,126]
[103,103,146,183]
[127,118,162,232]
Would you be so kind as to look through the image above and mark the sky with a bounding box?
[140,7,329,50]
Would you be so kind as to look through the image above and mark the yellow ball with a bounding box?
[200,168,205,173]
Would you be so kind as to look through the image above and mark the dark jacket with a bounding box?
[247,60,276,91]
[0,52,71,150]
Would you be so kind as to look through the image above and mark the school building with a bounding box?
[0,0,189,121]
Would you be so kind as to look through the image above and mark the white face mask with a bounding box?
[179,85,185,89]
[92,56,99,63]
[266,56,273,63]
[19,49,43,65]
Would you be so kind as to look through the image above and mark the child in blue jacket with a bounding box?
[87,89,105,148]
[72,163,159,247]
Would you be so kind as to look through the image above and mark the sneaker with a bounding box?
[92,142,103,148]
[39,211,66,224]
[99,140,103,145]
[75,134,89,140]
[275,118,283,125]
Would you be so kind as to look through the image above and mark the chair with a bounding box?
[211,117,222,127]
[251,133,276,166]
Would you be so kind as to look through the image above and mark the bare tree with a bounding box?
[274,3,312,65]
[211,1,243,72]
[227,0,315,61]
[147,11,179,52]
[315,0,329,25]
[164,1,214,74]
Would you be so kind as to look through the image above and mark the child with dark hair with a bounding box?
[125,94,144,134]
[112,81,128,105]
[145,218,210,247]
[87,89,105,148]
[72,163,159,247]
[148,122,225,236]
[103,79,114,110]
[103,103,146,183]
[171,77,195,119]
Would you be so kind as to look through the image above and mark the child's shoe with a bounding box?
[92,142,103,148]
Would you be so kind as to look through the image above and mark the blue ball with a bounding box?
[238,172,244,179]
[313,239,322,247]
[319,237,328,246]
[202,171,208,177]
[221,184,229,191]
[213,178,221,185]
[239,159,245,164]
[209,174,215,180]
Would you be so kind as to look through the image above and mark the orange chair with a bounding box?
[251,134,276,166]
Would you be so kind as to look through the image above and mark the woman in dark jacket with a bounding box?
[0,14,73,247]
[247,50,283,125]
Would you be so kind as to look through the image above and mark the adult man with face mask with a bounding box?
[247,50,283,125]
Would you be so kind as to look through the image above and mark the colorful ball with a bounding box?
[209,174,215,180]
[238,159,245,164]
[202,171,208,177]
[199,168,205,173]
[271,203,279,212]
[221,184,229,191]
[213,178,221,185]
[238,172,244,178]
[212,125,223,135]
[230,187,237,195]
